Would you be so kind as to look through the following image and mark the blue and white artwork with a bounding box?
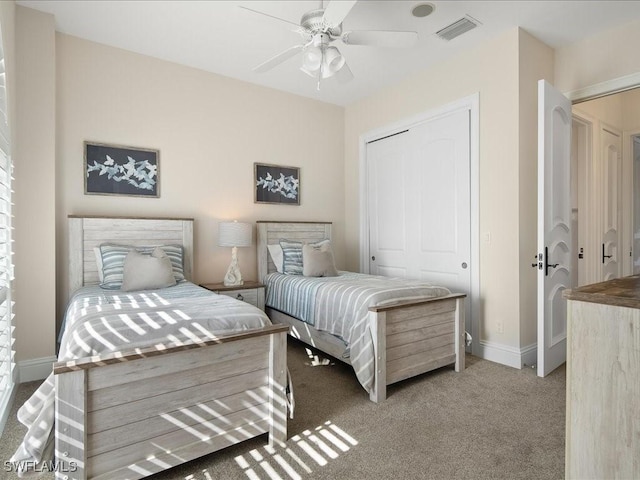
[85,142,159,197]
[255,163,300,205]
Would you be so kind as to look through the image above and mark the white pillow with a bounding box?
[121,247,177,292]
[267,244,284,273]
[302,241,338,277]
[94,247,104,282]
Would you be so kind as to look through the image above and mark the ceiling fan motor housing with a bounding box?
[301,9,343,37]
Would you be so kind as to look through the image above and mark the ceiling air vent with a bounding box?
[436,16,480,41]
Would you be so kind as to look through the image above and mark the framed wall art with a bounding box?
[84,142,160,197]
[254,163,300,205]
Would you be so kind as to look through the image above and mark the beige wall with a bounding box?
[345,28,523,349]
[55,33,345,332]
[14,6,56,362]
[517,30,554,348]
[555,18,640,95]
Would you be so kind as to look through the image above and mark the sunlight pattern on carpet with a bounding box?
[233,421,358,479]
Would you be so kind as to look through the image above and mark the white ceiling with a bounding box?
[16,0,640,106]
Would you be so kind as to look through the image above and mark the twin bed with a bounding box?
[13,216,465,480]
[13,217,288,480]
[257,221,466,403]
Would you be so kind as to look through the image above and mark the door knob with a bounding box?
[371,256,376,261]
[461,262,467,269]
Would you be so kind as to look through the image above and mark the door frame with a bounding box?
[570,112,594,287]
[358,93,480,354]
[623,128,640,276]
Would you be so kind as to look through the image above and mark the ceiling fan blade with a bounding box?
[335,62,354,84]
[342,30,418,48]
[322,0,358,28]
[239,6,300,29]
[254,45,304,73]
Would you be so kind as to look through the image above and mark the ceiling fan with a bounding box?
[241,0,419,90]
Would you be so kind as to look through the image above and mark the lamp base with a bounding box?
[223,246,244,287]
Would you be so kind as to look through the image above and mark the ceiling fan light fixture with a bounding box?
[323,46,345,76]
[302,45,323,71]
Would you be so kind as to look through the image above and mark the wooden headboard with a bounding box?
[68,215,194,297]
[256,221,331,282]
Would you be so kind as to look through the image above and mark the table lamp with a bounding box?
[218,221,252,286]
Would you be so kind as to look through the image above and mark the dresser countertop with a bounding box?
[563,274,640,309]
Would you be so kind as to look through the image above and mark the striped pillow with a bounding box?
[279,239,303,275]
[99,243,185,289]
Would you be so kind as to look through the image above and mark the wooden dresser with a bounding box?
[563,276,640,479]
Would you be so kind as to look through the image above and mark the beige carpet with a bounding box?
[1,339,565,480]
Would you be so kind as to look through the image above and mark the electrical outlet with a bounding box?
[497,321,504,334]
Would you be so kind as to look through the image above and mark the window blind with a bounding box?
[0,31,15,430]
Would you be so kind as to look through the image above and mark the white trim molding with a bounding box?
[565,71,640,104]
[18,356,56,383]
[477,340,538,369]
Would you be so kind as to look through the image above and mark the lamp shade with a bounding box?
[324,47,345,76]
[218,221,252,247]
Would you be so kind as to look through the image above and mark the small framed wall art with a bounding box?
[84,141,160,197]
[254,162,300,205]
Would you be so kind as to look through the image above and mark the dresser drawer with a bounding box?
[219,288,258,307]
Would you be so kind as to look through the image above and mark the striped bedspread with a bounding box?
[11,282,271,471]
[265,271,451,393]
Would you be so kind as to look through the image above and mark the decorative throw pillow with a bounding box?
[99,243,185,289]
[121,247,177,292]
[267,244,284,273]
[150,244,186,283]
[279,239,304,275]
[99,244,133,289]
[303,241,338,277]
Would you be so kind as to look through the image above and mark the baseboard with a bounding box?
[17,356,56,383]
[477,340,537,369]
[520,343,537,369]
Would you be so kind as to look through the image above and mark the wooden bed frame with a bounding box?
[257,221,465,403]
[56,216,288,480]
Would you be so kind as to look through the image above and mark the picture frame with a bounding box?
[254,162,300,205]
[84,141,160,197]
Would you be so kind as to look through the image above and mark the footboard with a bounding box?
[54,324,289,480]
[369,293,466,403]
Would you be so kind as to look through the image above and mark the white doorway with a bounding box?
[538,83,639,377]
[600,125,623,281]
[571,115,592,288]
[359,94,479,353]
[632,134,640,273]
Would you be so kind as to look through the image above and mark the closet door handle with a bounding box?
[602,244,613,263]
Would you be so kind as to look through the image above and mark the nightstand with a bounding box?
[200,281,265,311]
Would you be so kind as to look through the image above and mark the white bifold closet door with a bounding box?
[367,109,471,328]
